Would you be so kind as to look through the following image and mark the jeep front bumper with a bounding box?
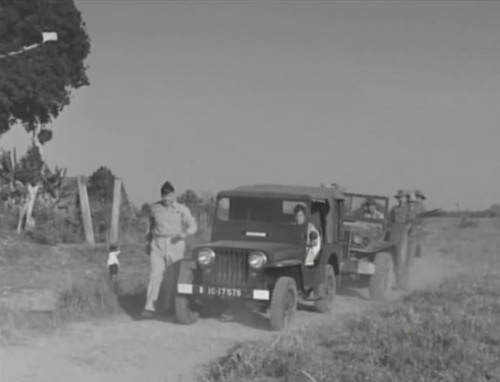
[341,258,375,275]
[177,283,270,301]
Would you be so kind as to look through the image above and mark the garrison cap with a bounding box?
[160,181,175,195]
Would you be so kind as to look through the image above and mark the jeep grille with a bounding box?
[207,249,250,286]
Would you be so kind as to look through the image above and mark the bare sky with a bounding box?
[2,1,499,210]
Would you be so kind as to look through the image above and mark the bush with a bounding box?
[28,206,84,245]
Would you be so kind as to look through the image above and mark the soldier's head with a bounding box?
[160,181,176,206]
[394,190,407,206]
[293,204,307,225]
[415,189,426,201]
[406,192,417,204]
[363,198,377,213]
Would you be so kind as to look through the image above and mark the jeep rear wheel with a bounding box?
[314,264,336,313]
[269,277,298,331]
[369,252,395,301]
[175,296,199,325]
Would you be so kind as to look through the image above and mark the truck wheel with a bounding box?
[175,296,199,325]
[314,264,336,313]
[269,277,298,331]
[369,252,394,301]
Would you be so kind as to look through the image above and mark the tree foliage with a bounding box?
[15,146,44,186]
[0,0,90,141]
[88,166,115,204]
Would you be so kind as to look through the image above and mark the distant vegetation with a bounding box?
[441,204,500,218]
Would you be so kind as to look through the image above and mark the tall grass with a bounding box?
[0,226,211,344]
[200,218,500,382]
[0,269,148,344]
[0,244,149,344]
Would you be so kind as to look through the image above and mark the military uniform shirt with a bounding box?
[390,206,407,224]
[150,201,197,238]
[406,203,420,223]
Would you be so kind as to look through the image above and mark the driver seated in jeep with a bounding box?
[293,204,321,267]
[362,198,385,220]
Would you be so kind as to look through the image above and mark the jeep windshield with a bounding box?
[212,196,308,243]
[344,194,388,221]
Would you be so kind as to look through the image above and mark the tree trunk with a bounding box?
[16,183,40,232]
[16,199,28,233]
[32,125,44,158]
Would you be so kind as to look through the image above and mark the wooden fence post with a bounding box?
[109,177,122,246]
[77,176,95,244]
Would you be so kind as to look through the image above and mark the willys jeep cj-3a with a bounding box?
[175,185,412,331]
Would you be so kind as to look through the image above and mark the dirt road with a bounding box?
[0,255,461,382]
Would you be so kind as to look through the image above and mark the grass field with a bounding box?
[0,238,148,343]
[200,218,500,382]
[0,228,211,344]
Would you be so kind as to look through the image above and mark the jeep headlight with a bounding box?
[248,251,267,269]
[197,248,215,266]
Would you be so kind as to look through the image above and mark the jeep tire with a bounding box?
[314,264,336,313]
[369,252,394,301]
[269,277,298,331]
[175,296,199,325]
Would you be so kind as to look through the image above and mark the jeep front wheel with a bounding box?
[269,277,298,331]
[369,252,395,301]
[314,264,336,313]
[175,296,199,325]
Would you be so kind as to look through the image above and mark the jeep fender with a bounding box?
[351,240,396,255]
[267,259,303,268]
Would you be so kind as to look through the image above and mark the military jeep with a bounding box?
[340,193,414,300]
[175,184,348,331]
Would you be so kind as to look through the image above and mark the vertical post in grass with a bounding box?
[77,176,95,244]
[110,177,122,246]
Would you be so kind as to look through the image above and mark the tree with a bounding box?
[88,166,115,205]
[0,146,66,232]
[177,189,201,208]
[0,0,90,146]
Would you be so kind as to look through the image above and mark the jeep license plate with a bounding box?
[206,287,242,297]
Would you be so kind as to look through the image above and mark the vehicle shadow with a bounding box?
[117,288,147,320]
[228,306,271,331]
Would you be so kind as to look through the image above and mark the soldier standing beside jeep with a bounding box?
[390,190,408,225]
[141,181,198,319]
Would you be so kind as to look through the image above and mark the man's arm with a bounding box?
[181,205,198,237]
